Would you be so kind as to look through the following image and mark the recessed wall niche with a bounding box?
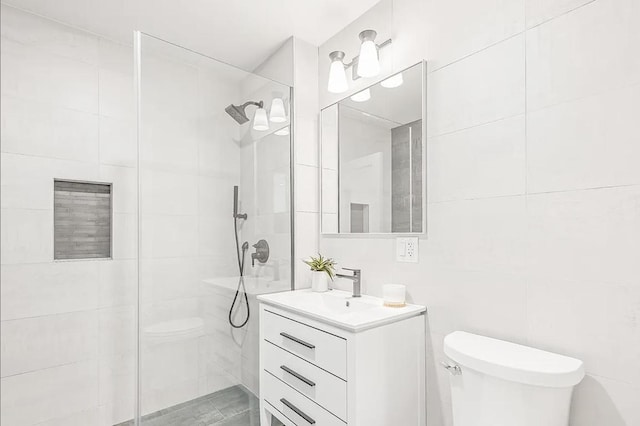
[53,180,112,260]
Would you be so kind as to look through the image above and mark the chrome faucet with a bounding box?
[336,268,362,297]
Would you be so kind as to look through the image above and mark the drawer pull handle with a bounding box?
[280,398,316,424]
[279,332,315,349]
[280,365,316,387]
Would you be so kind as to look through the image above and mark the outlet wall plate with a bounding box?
[396,237,419,263]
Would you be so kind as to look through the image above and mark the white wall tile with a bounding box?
[1,96,100,162]
[1,262,99,320]
[295,114,319,167]
[526,186,640,286]
[295,165,319,212]
[0,39,55,103]
[1,208,53,264]
[570,375,640,426]
[526,0,594,27]
[0,4,99,65]
[140,117,199,174]
[1,153,98,210]
[99,69,134,120]
[293,39,319,116]
[425,196,527,275]
[99,306,135,359]
[140,170,198,216]
[428,114,526,202]
[98,39,133,76]
[48,54,99,113]
[139,258,201,303]
[99,165,137,214]
[140,215,198,259]
[112,213,137,260]
[425,0,525,70]
[527,278,640,385]
[99,116,136,168]
[0,360,99,425]
[294,211,319,287]
[427,34,525,137]
[35,408,100,426]
[527,84,640,193]
[526,0,640,111]
[98,260,137,308]
[1,311,98,377]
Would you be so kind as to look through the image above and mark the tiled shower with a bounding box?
[1,7,292,425]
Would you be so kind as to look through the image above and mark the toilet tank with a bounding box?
[444,332,585,426]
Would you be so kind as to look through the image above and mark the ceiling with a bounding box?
[1,0,381,70]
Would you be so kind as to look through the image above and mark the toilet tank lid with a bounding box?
[444,331,585,388]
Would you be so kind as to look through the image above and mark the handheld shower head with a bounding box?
[233,185,247,220]
[225,100,264,124]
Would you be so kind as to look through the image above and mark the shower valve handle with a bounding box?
[251,239,270,267]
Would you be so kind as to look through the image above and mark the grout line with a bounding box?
[428,31,526,74]
[427,113,525,140]
[0,305,132,323]
[427,183,640,205]
[427,0,600,76]
[526,81,640,116]
[0,2,134,49]
[525,0,599,31]
[0,357,98,380]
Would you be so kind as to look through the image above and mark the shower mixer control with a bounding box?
[251,239,270,267]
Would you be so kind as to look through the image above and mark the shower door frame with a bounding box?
[133,30,295,425]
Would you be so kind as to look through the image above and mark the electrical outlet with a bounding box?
[396,237,419,263]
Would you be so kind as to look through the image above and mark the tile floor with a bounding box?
[117,385,261,426]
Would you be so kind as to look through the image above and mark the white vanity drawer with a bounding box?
[263,341,347,421]
[263,309,347,379]
[263,371,346,426]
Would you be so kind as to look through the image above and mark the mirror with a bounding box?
[321,62,425,234]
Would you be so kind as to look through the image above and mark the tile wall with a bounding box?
[316,0,640,424]
[0,5,137,425]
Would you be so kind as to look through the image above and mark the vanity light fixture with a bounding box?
[357,30,380,78]
[350,88,371,102]
[269,98,286,123]
[381,72,403,88]
[328,51,349,94]
[326,29,392,94]
[253,107,269,131]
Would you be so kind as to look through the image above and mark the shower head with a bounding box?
[225,100,264,124]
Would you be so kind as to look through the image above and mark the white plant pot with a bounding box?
[311,271,329,292]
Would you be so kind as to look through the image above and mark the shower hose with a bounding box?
[229,216,250,328]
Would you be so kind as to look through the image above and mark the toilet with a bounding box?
[444,331,585,426]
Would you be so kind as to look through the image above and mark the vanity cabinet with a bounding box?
[258,290,426,426]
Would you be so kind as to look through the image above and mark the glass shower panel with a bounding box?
[136,33,291,425]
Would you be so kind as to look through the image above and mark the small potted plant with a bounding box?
[303,254,336,292]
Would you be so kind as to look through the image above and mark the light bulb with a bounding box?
[275,126,289,136]
[328,51,348,94]
[381,72,403,88]
[350,88,371,102]
[269,98,286,123]
[253,107,269,131]
[357,30,380,78]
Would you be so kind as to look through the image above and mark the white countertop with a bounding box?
[258,289,426,332]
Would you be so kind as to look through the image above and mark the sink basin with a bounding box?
[257,289,426,332]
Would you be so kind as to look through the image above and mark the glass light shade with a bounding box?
[350,88,371,102]
[328,60,348,94]
[269,98,286,123]
[357,40,380,78]
[253,108,269,131]
[275,126,289,136]
[381,73,403,88]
